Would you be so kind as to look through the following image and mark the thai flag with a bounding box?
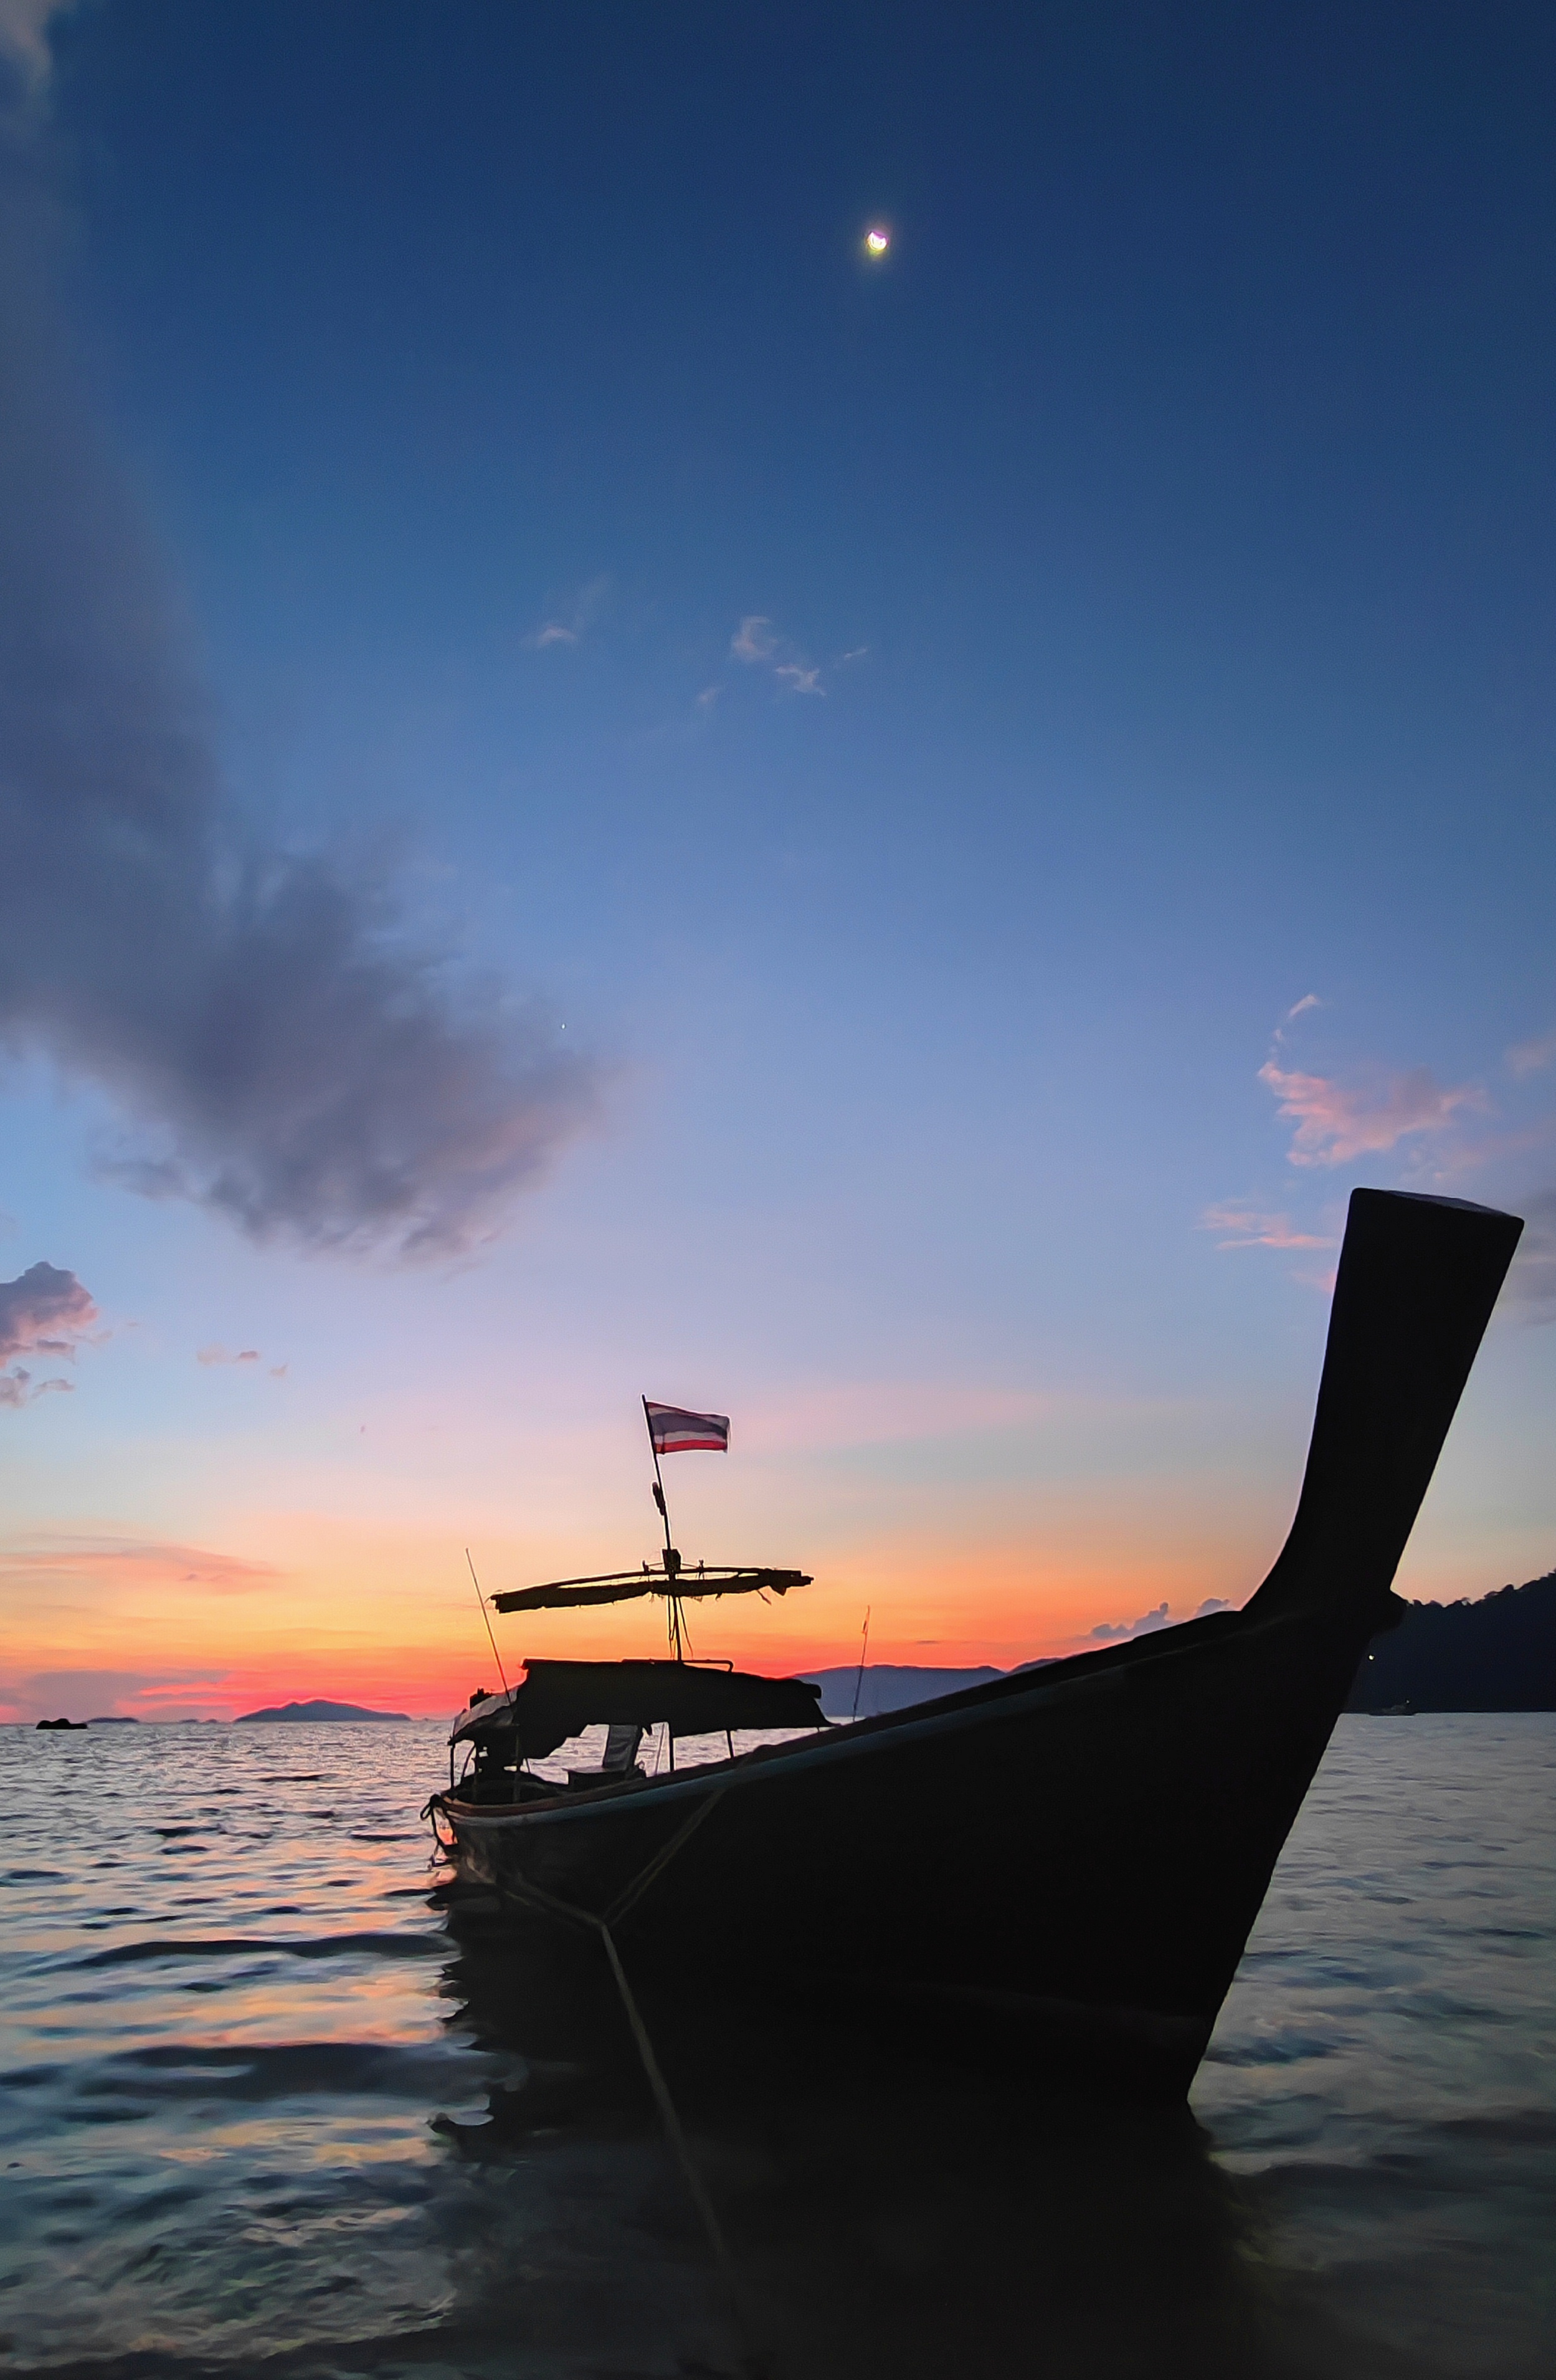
[645,1401,730,1454]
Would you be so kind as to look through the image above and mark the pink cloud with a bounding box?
[0,1261,96,1364]
[1258,1060,1484,1167]
[1199,1204,1337,1250]
[0,1261,97,1408]
[0,1537,277,1596]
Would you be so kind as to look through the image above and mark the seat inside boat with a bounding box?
[565,1721,645,1787]
[447,1659,827,1804]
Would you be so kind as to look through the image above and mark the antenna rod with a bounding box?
[466,1547,510,1699]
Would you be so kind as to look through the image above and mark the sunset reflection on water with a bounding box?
[1,1716,1550,2378]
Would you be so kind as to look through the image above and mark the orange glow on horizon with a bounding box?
[0,1496,1275,1720]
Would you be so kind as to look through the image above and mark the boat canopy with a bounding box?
[450,1657,828,1756]
[490,1565,810,1614]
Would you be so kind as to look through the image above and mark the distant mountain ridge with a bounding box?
[235,1699,410,1723]
[804,1572,1556,1719]
[1347,1570,1556,1712]
[804,1663,1003,1718]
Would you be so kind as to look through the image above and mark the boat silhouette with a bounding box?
[430,1188,1522,2099]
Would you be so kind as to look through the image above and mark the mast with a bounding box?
[643,1396,687,1659]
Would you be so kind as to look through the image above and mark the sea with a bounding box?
[1,1713,1552,2379]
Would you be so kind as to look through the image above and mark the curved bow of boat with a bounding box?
[1250,1188,1522,1633]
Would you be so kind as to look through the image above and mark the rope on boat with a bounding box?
[439,1789,740,2275]
[486,1862,735,2275]
[472,1790,774,2373]
[601,1784,725,1927]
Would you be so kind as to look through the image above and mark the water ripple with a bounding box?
[0,1713,1550,2378]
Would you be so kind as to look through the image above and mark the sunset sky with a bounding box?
[3,3,1555,1721]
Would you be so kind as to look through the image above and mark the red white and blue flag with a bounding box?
[645,1401,730,1455]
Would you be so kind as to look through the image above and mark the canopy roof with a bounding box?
[451,1658,828,1756]
[490,1564,810,1614]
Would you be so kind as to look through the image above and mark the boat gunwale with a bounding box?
[436,1600,1322,1837]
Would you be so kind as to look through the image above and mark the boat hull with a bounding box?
[435,1188,1525,2100]
[439,1596,1367,2098]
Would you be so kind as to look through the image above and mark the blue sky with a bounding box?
[2,2,1554,1715]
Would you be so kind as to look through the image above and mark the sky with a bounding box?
[2,1,1554,1721]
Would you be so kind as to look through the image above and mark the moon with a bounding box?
[864,227,890,257]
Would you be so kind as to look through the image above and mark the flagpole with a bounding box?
[643,1397,685,1660]
[643,1396,675,1559]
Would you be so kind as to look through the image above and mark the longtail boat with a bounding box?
[428,1189,1522,2099]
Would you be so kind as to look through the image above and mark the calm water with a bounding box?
[1,1715,1551,2378]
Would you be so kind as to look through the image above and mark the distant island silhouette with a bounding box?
[804,1664,1005,1718]
[806,1571,1556,1718]
[235,1698,411,1723]
[1345,1569,1556,1713]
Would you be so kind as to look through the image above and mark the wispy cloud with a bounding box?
[1264,993,1324,1061]
[1199,1204,1336,1250]
[0,1535,276,1593]
[731,616,776,663]
[0,1260,96,1407]
[528,574,610,652]
[0,0,74,88]
[0,109,597,1260]
[1258,1060,1484,1167]
[0,1370,70,1409]
[731,614,825,695]
[196,1343,286,1376]
[1507,1029,1556,1078]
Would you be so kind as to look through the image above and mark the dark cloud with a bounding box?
[1088,1601,1172,1644]
[0,1258,95,1405]
[1085,1596,1233,1644]
[0,79,595,1260]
